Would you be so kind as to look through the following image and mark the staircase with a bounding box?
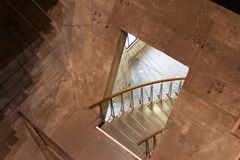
[89,78,185,159]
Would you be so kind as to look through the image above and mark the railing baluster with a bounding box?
[99,104,105,123]
[150,85,153,107]
[88,78,186,131]
[120,93,125,112]
[137,129,163,158]
[89,78,186,110]
[168,82,173,98]
[140,87,144,108]
[178,80,183,94]
[145,141,150,158]
[148,86,151,102]
[110,98,115,118]
[158,83,163,102]
[130,90,134,110]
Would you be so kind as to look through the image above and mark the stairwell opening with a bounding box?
[96,32,189,159]
[106,33,189,120]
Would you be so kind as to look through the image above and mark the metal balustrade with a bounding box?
[89,77,185,124]
[89,77,185,158]
[18,111,74,160]
[137,129,163,158]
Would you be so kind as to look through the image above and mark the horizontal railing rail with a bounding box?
[89,77,186,109]
[18,111,74,160]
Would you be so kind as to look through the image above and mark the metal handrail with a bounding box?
[18,111,74,160]
[88,77,186,110]
[137,129,164,158]
[88,78,185,157]
[137,129,163,145]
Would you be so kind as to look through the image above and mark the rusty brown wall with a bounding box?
[106,0,240,159]
[0,0,240,159]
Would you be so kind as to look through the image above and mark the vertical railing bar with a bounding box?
[127,91,132,111]
[174,80,183,98]
[150,85,153,107]
[145,141,150,158]
[130,90,134,110]
[158,83,163,102]
[99,104,105,123]
[178,80,183,94]
[148,86,151,102]
[120,93,125,112]
[110,98,115,118]
[168,82,173,98]
[140,87,144,108]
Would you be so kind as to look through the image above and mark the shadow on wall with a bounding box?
[211,0,240,14]
[0,0,59,159]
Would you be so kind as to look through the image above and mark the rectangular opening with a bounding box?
[98,32,190,158]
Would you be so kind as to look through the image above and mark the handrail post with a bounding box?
[130,90,134,110]
[158,83,163,103]
[110,98,115,118]
[178,80,183,95]
[168,82,173,98]
[120,93,125,112]
[140,87,144,108]
[99,104,105,123]
[150,85,153,107]
[145,141,150,158]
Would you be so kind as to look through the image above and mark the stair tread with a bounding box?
[100,97,176,158]
[101,122,145,157]
[120,113,149,137]
[111,118,142,143]
[164,99,174,109]
[148,103,168,125]
[128,109,158,134]
[139,106,165,129]
[156,100,172,117]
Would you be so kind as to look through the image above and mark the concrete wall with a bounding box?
[107,0,240,159]
[1,0,131,159]
[0,0,240,159]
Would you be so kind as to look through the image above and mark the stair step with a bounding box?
[156,100,172,117]
[138,133,162,156]
[148,103,168,125]
[111,118,142,143]
[139,106,165,129]
[101,122,145,157]
[164,99,174,109]
[128,109,157,134]
[120,113,149,138]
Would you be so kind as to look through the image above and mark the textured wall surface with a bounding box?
[0,0,240,159]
